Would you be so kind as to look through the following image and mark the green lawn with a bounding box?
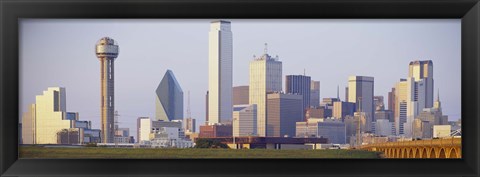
[20,146,382,159]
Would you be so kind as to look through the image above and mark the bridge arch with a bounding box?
[449,148,458,158]
[408,148,414,158]
[396,148,400,158]
[421,148,428,158]
[429,148,436,158]
[414,148,420,158]
[438,148,446,158]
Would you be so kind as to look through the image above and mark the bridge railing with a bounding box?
[361,137,461,149]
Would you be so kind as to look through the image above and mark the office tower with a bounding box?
[375,108,394,122]
[96,37,119,143]
[233,104,257,136]
[137,117,151,144]
[310,81,320,108]
[306,107,332,119]
[156,70,184,121]
[286,75,311,111]
[22,87,78,144]
[266,92,303,137]
[208,20,233,125]
[205,91,209,124]
[233,86,249,105]
[185,118,196,133]
[394,78,417,135]
[347,76,374,131]
[249,45,282,136]
[388,87,396,113]
[409,60,434,109]
[332,101,356,120]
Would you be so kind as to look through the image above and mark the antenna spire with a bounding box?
[187,90,191,118]
[437,88,440,101]
[337,85,340,100]
[304,69,306,76]
[264,43,268,54]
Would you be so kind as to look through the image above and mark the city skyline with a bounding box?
[20,19,461,138]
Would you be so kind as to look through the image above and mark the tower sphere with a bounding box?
[95,37,119,59]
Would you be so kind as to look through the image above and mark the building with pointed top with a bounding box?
[156,70,184,121]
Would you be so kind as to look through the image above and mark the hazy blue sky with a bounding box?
[20,19,461,138]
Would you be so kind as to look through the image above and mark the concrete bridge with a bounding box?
[360,137,461,158]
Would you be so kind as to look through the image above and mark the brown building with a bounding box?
[267,93,303,137]
[306,106,332,119]
[199,124,232,138]
[233,86,249,105]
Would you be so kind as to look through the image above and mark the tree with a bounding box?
[194,139,229,148]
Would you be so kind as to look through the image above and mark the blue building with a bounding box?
[155,70,184,121]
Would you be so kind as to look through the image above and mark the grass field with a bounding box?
[20,146,382,159]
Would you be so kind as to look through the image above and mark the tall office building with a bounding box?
[155,70,184,121]
[388,87,396,113]
[310,80,320,107]
[409,60,434,111]
[233,86,249,105]
[266,93,303,137]
[208,20,233,125]
[394,78,417,135]
[347,76,374,131]
[249,45,282,137]
[286,75,311,111]
[332,101,356,120]
[96,37,119,143]
[22,87,77,144]
[233,104,257,136]
[374,96,384,110]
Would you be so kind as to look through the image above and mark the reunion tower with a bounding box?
[95,37,119,143]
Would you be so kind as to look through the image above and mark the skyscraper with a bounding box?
[409,60,434,110]
[310,80,320,107]
[347,76,374,132]
[249,45,282,137]
[155,70,184,121]
[95,37,119,143]
[285,75,311,111]
[22,87,79,144]
[266,92,303,137]
[208,20,233,125]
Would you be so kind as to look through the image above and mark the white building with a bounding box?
[22,87,78,144]
[233,104,257,136]
[249,46,282,137]
[137,117,152,144]
[347,76,374,132]
[208,20,233,125]
[433,125,451,138]
[150,127,193,148]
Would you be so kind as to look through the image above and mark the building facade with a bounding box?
[233,104,257,136]
[285,75,311,111]
[233,86,249,105]
[208,20,233,125]
[332,101,356,120]
[22,87,77,144]
[249,49,282,137]
[156,70,184,121]
[266,93,303,137]
[310,80,320,108]
[347,76,374,132]
[185,118,196,133]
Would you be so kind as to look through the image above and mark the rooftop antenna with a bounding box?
[264,43,268,55]
[337,85,340,100]
[187,90,191,118]
[303,69,306,76]
[437,88,440,101]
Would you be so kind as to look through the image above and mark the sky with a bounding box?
[19,19,461,139]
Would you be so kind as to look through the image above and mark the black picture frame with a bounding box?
[1,0,479,176]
